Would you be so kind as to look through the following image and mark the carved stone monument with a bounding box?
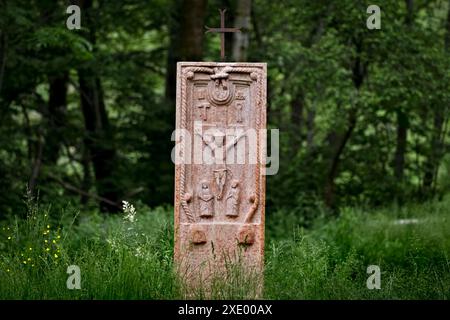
[174,62,266,291]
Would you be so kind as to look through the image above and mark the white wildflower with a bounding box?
[122,200,137,223]
[135,246,144,258]
[106,238,119,252]
[393,218,420,225]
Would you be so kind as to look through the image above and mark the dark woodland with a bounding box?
[0,0,449,300]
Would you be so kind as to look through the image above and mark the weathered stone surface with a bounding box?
[174,62,266,291]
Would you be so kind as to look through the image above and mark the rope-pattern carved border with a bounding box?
[180,67,214,222]
[226,68,262,223]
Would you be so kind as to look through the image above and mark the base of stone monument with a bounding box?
[175,222,264,298]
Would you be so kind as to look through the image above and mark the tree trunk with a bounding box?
[78,71,119,212]
[290,90,304,147]
[422,0,450,193]
[394,111,408,181]
[306,107,315,149]
[44,73,68,164]
[0,30,6,94]
[165,0,208,101]
[394,0,414,183]
[28,132,44,195]
[324,110,357,209]
[80,143,92,205]
[405,0,414,25]
[232,0,251,62]
[76,0,120,212]
[219,0,235,60]
[423,112,444,190]
[323,38,366,210]
[287,9,328,154]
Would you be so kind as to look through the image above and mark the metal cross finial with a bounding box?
[205,9,241,61]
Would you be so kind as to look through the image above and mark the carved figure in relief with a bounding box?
[197,89,206,100]
[195,127,247,164]
[200,129,226,164]
[213,79,228,100]
[235,90,245,100]
[197,103,211,121]
[226,180,240,217]
[213,168,228,200]
[235,102,243,123]
[198,180,214,217]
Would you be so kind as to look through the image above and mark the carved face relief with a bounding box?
[200,180,212,196]
[197,103,211,121]
[213,130,225,148]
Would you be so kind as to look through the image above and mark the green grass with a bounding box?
[0,196,449,299]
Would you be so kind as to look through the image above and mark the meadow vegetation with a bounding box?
[1,195,448,299]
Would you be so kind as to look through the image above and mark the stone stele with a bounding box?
[174,62,267,293]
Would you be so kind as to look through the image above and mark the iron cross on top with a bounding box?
[205,9,241,61]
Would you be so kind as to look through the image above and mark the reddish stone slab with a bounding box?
[174,62,266,293]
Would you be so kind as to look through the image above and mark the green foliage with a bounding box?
[0,0,449,219]
[0,0,450,299]
[265,195,450,299]
[0,197,179,299]
[0,196,448,299]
